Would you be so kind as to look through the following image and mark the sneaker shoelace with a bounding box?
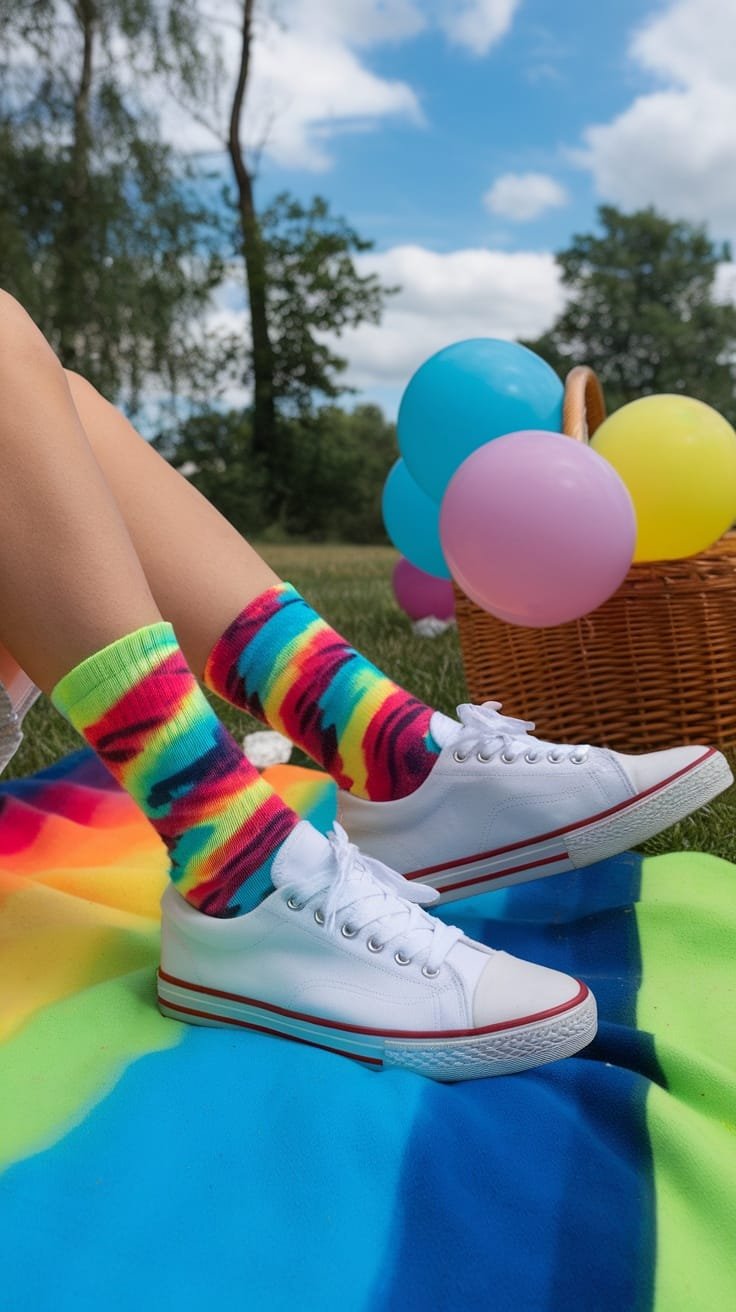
[283,822,463,975]
[450,702,590,766]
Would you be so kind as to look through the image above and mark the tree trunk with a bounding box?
[228,0,281,513]
[57,0,95,370]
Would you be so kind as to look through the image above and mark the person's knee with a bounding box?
[64,369,109,421]
[0,290,59,372]
[64,368,95,402]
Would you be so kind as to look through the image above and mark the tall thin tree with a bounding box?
[227,0,278,473]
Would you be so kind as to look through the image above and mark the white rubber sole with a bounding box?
[157,969,598,1081]
[407,749,733,904]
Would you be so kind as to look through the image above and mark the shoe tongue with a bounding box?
[429,709,462,749]
[271,821,332,889]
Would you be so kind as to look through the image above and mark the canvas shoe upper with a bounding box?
[338,702,733,903]
[158,820,597,1080]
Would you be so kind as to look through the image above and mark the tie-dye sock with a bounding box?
[51,622,299,917]
[204,583,441,802]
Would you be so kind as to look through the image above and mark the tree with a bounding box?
[223,1,393,512]
[525,206,736,421]
[226,0,276,476]
[0,0,228,416]
[282,404,397,542]
[153,408,270,536]
[154,402,397,544]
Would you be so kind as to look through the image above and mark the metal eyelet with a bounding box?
[422,965,440,979]
[547,751,564,764]
[500,751,516,765]
[476,751,493,763]
[394,950,412,966]
[286,895,302,911]
[314,908,325,926]
[570,752,588,765]
[340,922,357,938]
[524,751,539,764]
[367,935,384,953]
[453,749,469,763]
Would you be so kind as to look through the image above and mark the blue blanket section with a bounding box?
[0,853,660,1312]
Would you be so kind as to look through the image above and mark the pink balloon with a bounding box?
[392,557,456,621]
[440,431,636,627]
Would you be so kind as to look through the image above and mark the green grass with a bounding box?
[5,542,736,861]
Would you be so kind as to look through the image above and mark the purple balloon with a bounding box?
[392,557,456,622]
[440,431,636,627]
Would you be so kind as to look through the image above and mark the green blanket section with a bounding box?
[639,852,736,1310]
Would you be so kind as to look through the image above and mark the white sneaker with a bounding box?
[158,821,597,1080]
[338,702,733,904]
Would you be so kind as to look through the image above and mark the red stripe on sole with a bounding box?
[432,851,569,896]
[157,968,589,1038]
[158,995,383,1065]
[406,748,715,880]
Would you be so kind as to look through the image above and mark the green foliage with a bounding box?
[0,0,230,417]
[525,206,736,420]
[153,408,271,536]
[258,193,392,412]
[282,404,397,541]
[154,402,398,543]
[0,2,397,513]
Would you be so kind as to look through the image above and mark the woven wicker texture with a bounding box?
[454,366,736,751]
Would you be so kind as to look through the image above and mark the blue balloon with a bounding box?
[398,338,564,502]
[382,459,450,579]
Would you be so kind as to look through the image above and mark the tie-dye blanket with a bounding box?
[0,750,734,1311]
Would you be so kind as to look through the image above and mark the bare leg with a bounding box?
[54,373,438,803]
[65,371,280,678]
[0,295,161,692]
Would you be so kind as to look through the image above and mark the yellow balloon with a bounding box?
[590,394,736,561]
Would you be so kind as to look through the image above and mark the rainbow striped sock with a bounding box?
[204,583,441,802]
[51,623,299,917]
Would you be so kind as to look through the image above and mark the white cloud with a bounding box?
[154,1,423,168]
[206,244,564,415]
[714,262,736,305]
[329,244,564,400]
[249,24,422,170]
[285,0,427,48]
[156,0,523,168]
[578,0,736,236]
[484,171,569,221]
[438,0,521,56]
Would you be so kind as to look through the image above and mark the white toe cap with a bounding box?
[472,952,585,1028]
[610,744,710,796]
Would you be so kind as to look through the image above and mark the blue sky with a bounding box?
[179,0,735,416]
[255,0,652,254]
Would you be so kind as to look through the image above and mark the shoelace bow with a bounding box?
[285,822,463,974]
[451,701,589,764]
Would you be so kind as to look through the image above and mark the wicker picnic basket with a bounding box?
[453,365,736,752]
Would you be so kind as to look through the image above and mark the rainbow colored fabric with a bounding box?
[205,583,440,800]
[52,622,299,915]
[1,749,734,1310]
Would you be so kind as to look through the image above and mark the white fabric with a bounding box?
[611,745,707,794]
[438,701,590,764]
[274,822,461,976]
[242,729,293,767]
[411,616,456,638]
[472,952,579,1025]
[160,820,580,1034]
[339,700,705,879]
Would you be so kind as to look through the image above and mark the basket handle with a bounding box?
[562,366,606,443]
